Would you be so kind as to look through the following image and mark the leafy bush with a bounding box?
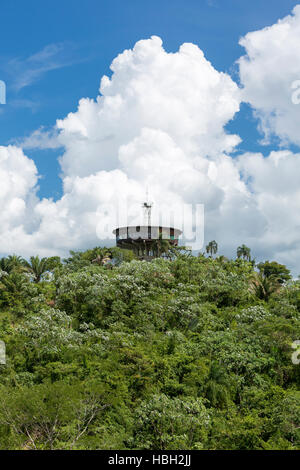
[0,249,299,449]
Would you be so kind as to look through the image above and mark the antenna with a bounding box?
[142,188,153,226]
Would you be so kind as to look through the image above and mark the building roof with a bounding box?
[113,225,182,235]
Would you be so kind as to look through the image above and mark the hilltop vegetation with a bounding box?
[0,246,299,450]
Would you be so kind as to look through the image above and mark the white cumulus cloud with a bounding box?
[239,5,300,146]
[57,36,241,177]
[1,33,300,275]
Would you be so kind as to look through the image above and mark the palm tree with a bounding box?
[216,255,229,263]
[0,271,29,302]
[204,362,231,408]
[0,257,13,274]
[91,248,112,266]
[237,244,251,261]
[250,273,280,302]
[206,240,218,257]
[167,245,192,260]
[22,256,51,283]
[0,255,26,274]
[150,235,171,258]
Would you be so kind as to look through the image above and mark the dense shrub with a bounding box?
[0,250,299,449]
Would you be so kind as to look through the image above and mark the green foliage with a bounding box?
[237,244,251,261]
[257,260,291,284]
[129,394,209,449]
[22,255,62,283]
[206,240,218,257]
[250,273,281,302]
[0,255,26,274]
[0,248,299,450]
[0,381,112,449]
[63,247,136,271]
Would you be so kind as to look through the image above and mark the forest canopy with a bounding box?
[0,246,299,450]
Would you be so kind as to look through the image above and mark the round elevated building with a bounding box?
[113,201,182,259]
[113,225,182,258]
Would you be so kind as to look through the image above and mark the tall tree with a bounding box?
[0,255,25,274]
[250,273,280,302]
[257,261,291,284]
[91,248,112,266]
[237,244,251,261]
[151,235,171,258]
[206,240,218,257]
[22,256,52,283]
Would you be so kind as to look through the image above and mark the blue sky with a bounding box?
[0,0,299,199]
[2,0,300,271]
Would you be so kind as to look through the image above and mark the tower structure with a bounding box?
[143,201,152,226]
[113,200,182,259]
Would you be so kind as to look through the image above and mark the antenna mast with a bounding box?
[143,188,153,226]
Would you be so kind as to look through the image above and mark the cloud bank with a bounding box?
[1,22,300,274]
[239,5,300,146]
